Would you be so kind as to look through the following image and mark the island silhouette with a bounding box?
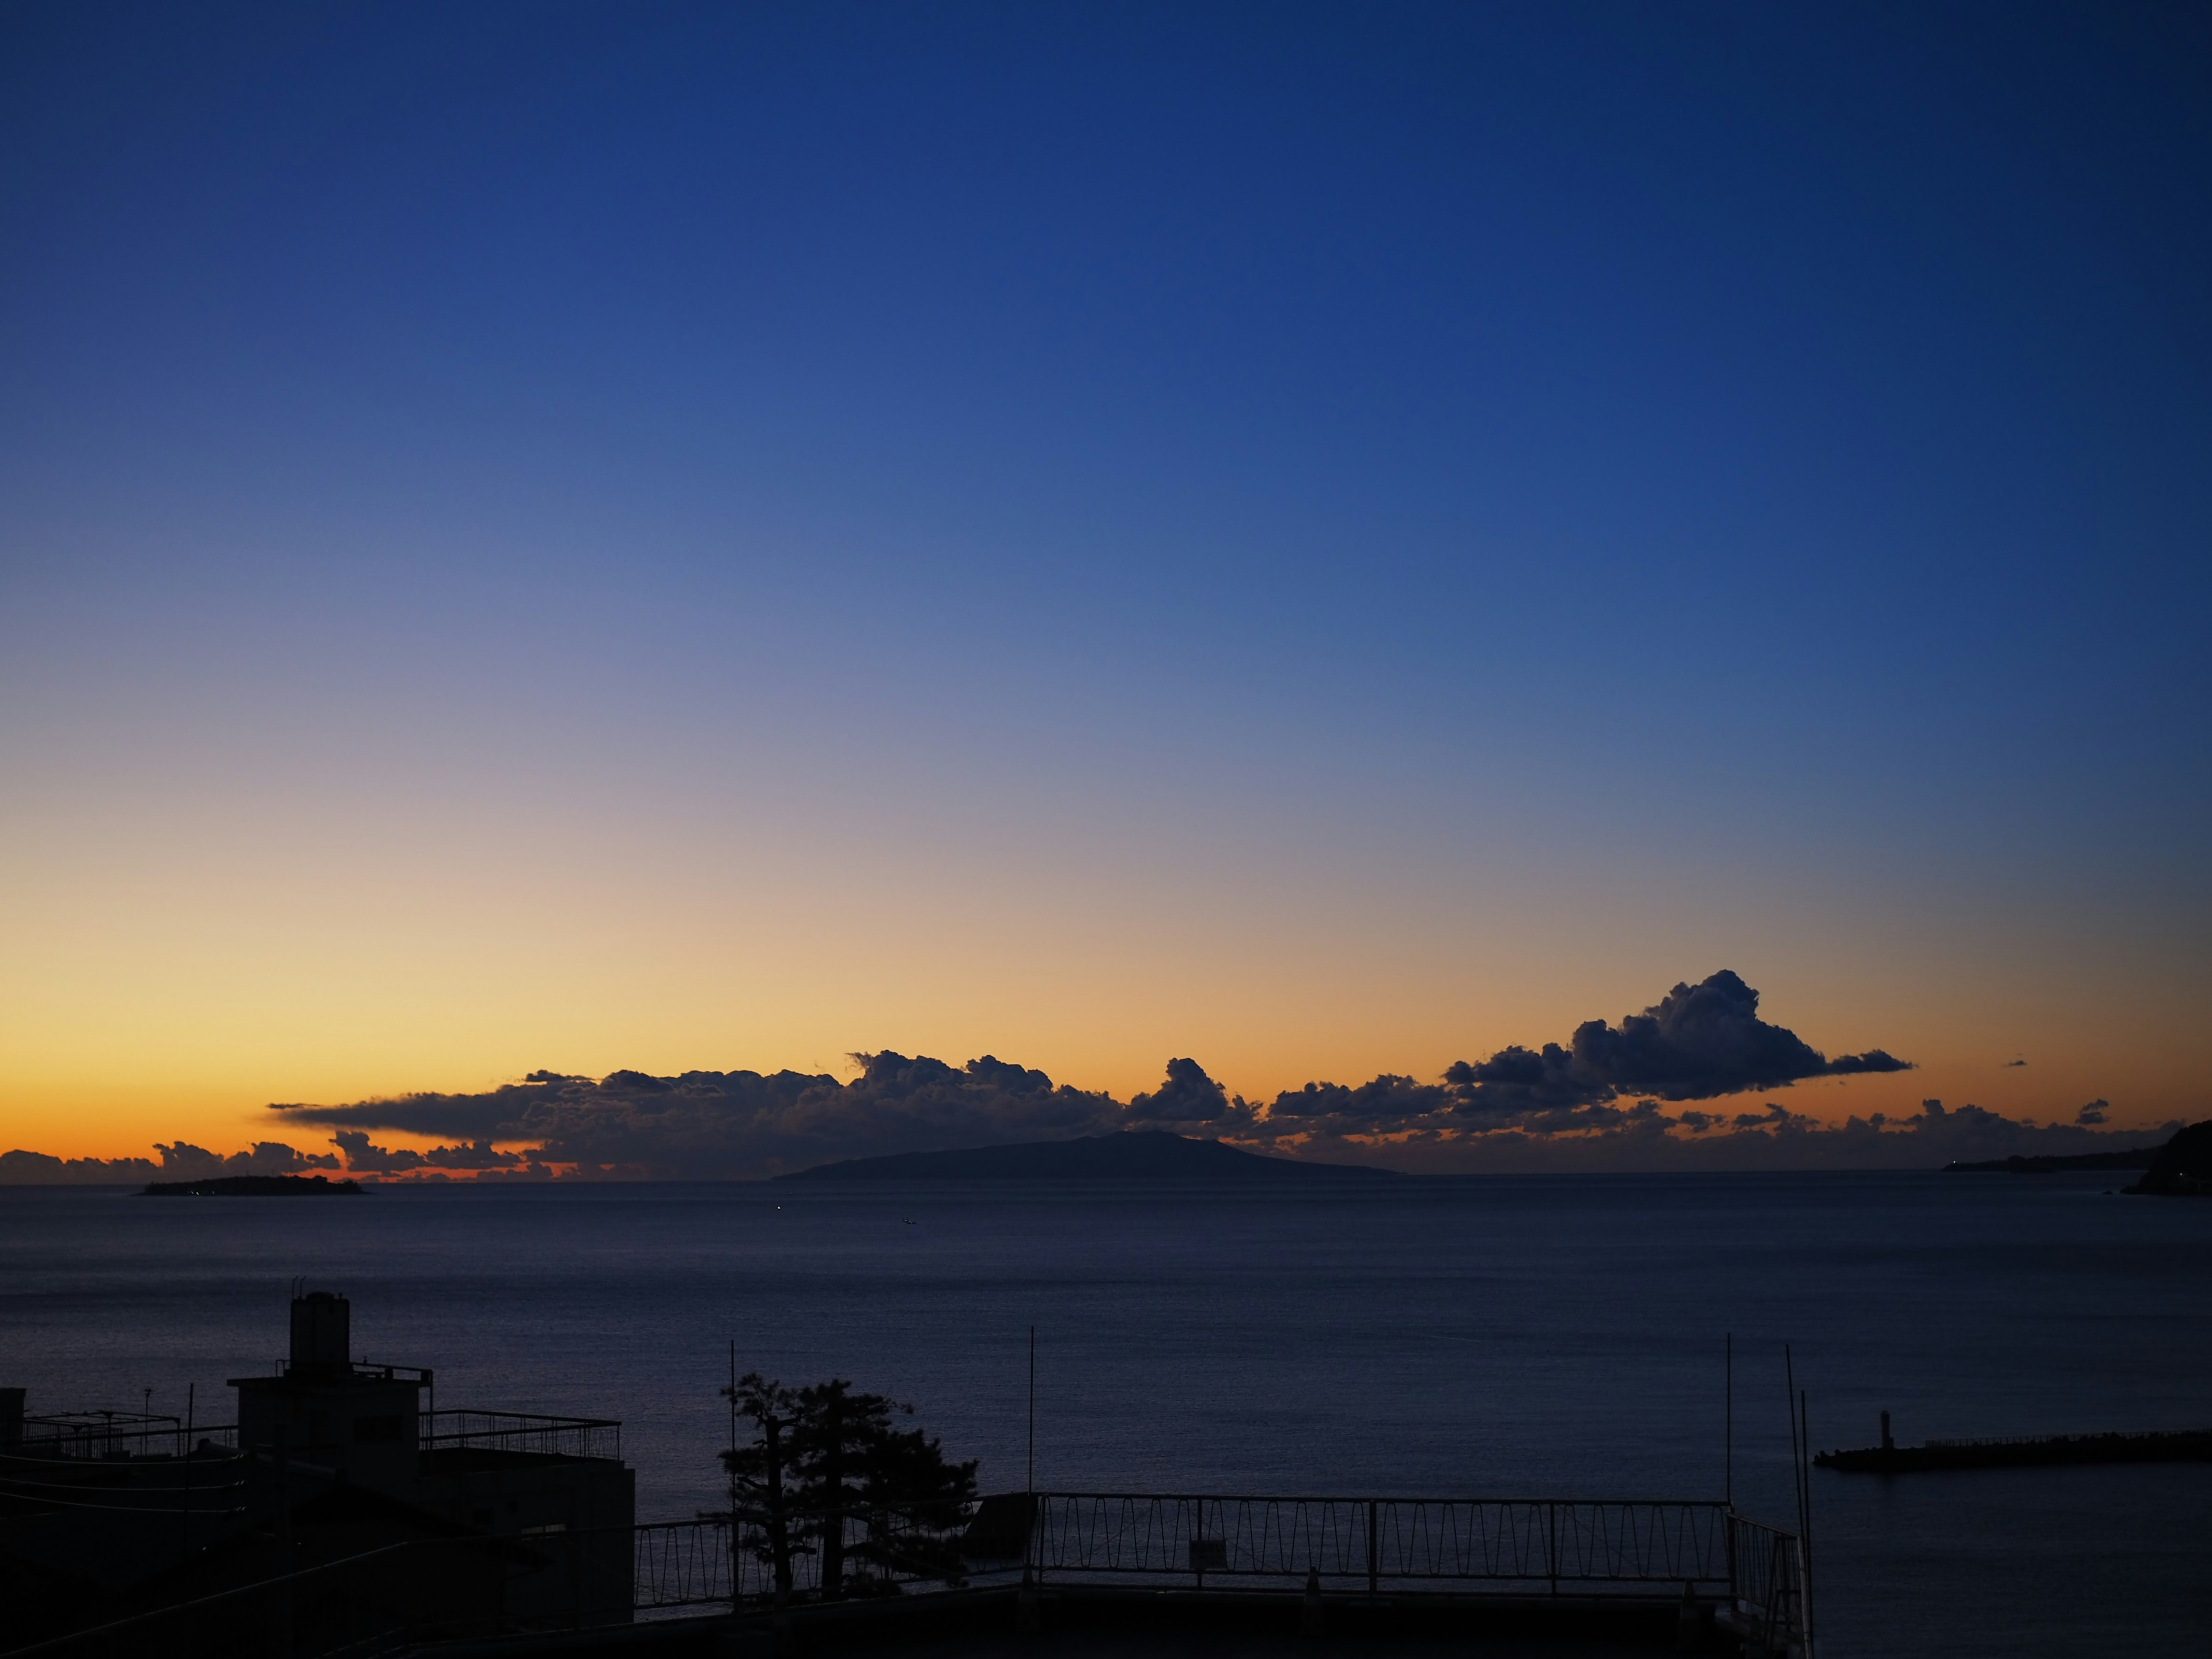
[778,1130,1393,1183]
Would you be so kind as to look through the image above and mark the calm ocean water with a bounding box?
[2,1172,2207,1655]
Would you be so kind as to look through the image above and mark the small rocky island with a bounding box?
[141,1174,365,1196]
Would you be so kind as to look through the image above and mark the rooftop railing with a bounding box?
[13,1414,238,1462]
[640,1491,1806,1641]
[419,1409,621,1463]
[1025,1493,1731,1592]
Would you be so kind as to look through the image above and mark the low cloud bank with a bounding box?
[269,1051,1155,1179]
[1,972,2181,1180]
[1249,1097,2183,1173]
[0,1141,339,1187]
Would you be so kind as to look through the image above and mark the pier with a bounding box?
[1815,1427,2212,1473]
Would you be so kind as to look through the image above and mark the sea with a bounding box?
[2,1171,2207,1656]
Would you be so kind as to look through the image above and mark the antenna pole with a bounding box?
[183,1382,195,1554]
[1799,1387,1815,1556]
[728,1339,740,1619]
[1027,1326,1036,1496]
[1783,1346,1805,1543]
[1800,1385,1817,1652]
[1724,1333,1733,1508]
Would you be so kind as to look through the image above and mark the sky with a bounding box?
[2,2,2207,1172]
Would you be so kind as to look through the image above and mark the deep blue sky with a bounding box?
[2,3,2207,1149]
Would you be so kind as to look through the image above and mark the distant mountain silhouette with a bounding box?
[2126,1119,2211,1196]
[777,1131,1393,1182]
[1946,1145,2165,1174]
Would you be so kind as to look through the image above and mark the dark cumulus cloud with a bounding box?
[1441,971,1909,1116]
[1128,1058,1254,1126]
[329,1131,538,1173]
[0,1141,338,1187]
[268,1052,1136,1180]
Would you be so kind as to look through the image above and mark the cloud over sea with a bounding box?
[2,974,2176,1180]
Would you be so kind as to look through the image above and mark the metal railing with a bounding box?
[1724,1513,1810,1658]
[635,1493,1773,1608]
[635,1508,982,1609]
[634,1517,737,1611]
[15,1406,618,1464]
[14,1414,238,1461]
[1923,1428,2208,1448]
[419,1410,621,1462]
[1025,1493,1730,1592]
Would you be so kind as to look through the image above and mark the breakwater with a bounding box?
[1816,1428,2212,1474]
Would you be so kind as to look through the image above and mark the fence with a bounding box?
[15,1414,238,1461]
[1725,1513,1812,1657]
[1025,1493,1730,1593]
[419,1410,621,1462]
[13,1408,618,1464]
[634,1517,736,1612]
[640,1493,1803,1618]
[632,1508,978,1610]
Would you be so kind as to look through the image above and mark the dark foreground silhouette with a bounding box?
[140,1174,364,1196]
[1944,1145,2163,1174]
[2124,1118,2212,1195]
[778,1131,1394,1183]
[1817,1426,2212,1473]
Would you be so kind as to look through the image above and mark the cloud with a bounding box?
[270,1052,1128,1180]
[329,1130,524,1172]
[1439,971,1910,1115]
[12,970,2168,1180]
[0,1141,338,1186]
[1256,1099,2184,1175]
[1268,1074,1451,1122]
[1128,1058,1253,1126]
[330,1130,423,1173]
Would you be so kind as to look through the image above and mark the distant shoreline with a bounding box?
[1944,1146,2162,1174]
[139,1175,365,1197]
[778,1131,1396,1183]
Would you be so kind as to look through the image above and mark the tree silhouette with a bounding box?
[720,1372,805,1600]
[721,1374,978,1600]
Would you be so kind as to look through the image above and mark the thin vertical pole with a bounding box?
[183,1384,195,1555]
[728,1341,739,1613]
[1799,1387,1816,1654]
[1783,1347,1805,1547]
[274,1445,294,1659]
[1724,1334,1733,1508]
[1027,1326,1036,1497]
[1722,1334,1736,1608]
